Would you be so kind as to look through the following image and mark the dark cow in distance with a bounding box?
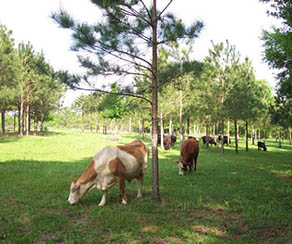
[258,141,267,151]
[170,135,177,147]
[158,134,171,150]
[174,137,200,175]
[218,135,231,145]
[201,136,216,146]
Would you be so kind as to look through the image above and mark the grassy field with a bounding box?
[0,130,291,244]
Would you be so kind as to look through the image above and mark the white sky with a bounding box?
[0,0,280,106]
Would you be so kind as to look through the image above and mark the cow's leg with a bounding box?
[194,158,197,171]
[136,176,143,199]
[119,178,127,205]
[188,164,192,173]
[98,190,107,206]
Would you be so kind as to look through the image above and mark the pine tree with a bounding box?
[52,0,204,201]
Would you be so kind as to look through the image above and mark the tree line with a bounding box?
[46,39,291,149]
[0,24,64,136]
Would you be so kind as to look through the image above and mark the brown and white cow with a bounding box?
[68,140,149,206]
[175,137,199,175]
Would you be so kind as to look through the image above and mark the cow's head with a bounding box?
[68,178,85,204]
[174,160,189,175]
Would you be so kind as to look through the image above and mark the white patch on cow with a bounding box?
[68,141,149,206]
[178,162,185,176]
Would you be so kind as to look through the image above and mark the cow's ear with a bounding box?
[173,160,180,164]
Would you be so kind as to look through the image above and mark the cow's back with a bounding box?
[181,138,199,161]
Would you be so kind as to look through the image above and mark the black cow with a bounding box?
[258,141,267,151]
[170,135,177,147]
[201,136,216,146]
[218,135,231,145]
[158,134,171,150]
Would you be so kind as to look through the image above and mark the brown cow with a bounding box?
[67,140,149,206]
[175,137,200,175]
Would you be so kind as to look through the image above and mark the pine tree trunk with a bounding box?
[142,118,145,141]
[221,120,224,154]
[251,126,255,145]
[128,116,132,134]
[40,111,45,132]
[245,121,249,151]
[151,0,160,202]
[25,103,30,136]
[95,115,99,133]
[34,111,38,136]
[234,119,238,153]
[160,111,164,150]
[187,117,190,136]
[179,88,184,152]
[227,119,230,147]
[1,109,5,134]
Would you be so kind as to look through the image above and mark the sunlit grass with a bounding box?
[0,130,291,243]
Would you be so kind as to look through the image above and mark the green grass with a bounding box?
[0,130,292,244]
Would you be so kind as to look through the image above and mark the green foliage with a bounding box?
[0,130,292,243]
[51,1,204,95]
[0,25,19,110]
[260,0,292,99]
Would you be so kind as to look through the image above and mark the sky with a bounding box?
[0,0,280,106]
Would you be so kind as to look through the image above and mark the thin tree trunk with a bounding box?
[187,117,190,136]
[251,126,255,145]
[128,116,132,134]
[289,127,291,146]
[95,116,99,133]
[169,118,172,135]
[245,121,249,151]
[33,111,38,136]
[160,111,164,150]
[205,123,209,137]
[227,119,230,147]
[142,118,145,141]
[25,103,30,136]
[179,88,184,152]
[221,120,224,154]
[40,111,45,132]
[13,112,16,132]
[151,0,160,202]
[81,112,84,132]
[1,109,5,134]
[234,119,238,153]
[278,131,282,148]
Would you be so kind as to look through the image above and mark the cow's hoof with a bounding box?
[122,200,128,205]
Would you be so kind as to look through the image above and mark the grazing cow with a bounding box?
[158,134,172,150]
[170,135,177,147]
[67,140,149,206]
[201,136,216,146]
[258,141,267,151]
[174,137,200,175]
[218,135,231,145]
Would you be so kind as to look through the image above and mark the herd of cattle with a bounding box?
[68,135,267,206]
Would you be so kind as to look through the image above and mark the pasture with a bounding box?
[0,130,291,244]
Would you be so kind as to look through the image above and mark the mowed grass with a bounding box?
[0,130,292,244]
